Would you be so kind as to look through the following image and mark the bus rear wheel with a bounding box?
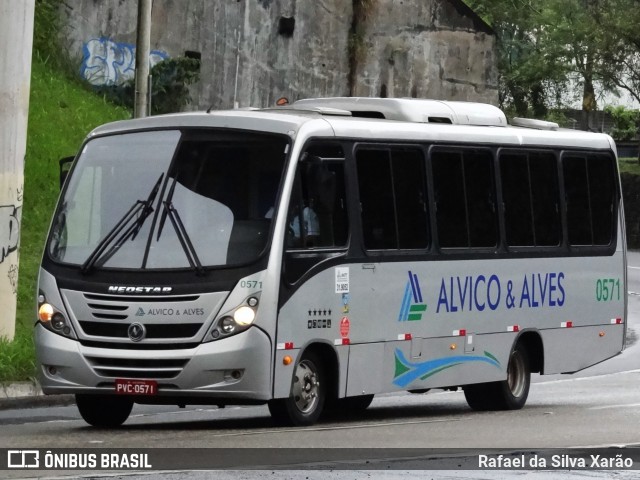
[76,394,133,427]
[268,351,326,426]
[463,344,531,411]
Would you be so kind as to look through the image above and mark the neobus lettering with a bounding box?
[108,286,172,294]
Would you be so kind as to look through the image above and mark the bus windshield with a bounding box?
[48,129,289,270]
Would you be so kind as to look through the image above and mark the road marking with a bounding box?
[571,442,640,448]
[535,368,640,385]
[204,417,461,438]
[628,266,640,270]
[588,402,640,410]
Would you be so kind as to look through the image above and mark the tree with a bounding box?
[466,0,630,129]
[466,0,564,117]
[539,0,615,130]
[598,0,640,105]
[604,105,640,141]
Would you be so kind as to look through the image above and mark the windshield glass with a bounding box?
[48,129,289,270]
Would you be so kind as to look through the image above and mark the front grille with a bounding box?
[87,303,127,311]
[86,356,189,379]
[79,340,199,350]
[91,313,128,320]
[84,293,200,303]
[79,321,202,339]
[66,292,215,343]
[61,289,227,346]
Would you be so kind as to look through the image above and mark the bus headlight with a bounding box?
[233,306,255,326]
[37,292,76,339]
[204,295,259,342]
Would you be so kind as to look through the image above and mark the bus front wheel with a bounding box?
[463,344,531,411]
[76,394,133,427]
[268,351,326,426]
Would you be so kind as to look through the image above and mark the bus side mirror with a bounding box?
[59,156,75,189]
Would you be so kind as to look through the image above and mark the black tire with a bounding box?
[463,344,531,411]
[268,351,326,426]
[76,394,133,427]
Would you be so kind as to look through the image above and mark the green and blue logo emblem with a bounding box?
[393,349,501,388]
[398,271,427,321]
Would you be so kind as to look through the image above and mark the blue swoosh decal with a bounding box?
[393,348,501,388]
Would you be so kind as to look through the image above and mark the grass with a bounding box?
[619,157,640,175]
[0,55,130,383]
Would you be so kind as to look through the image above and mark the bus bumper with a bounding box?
[35,324,273,402]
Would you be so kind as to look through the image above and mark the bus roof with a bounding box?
[88,98,615,152]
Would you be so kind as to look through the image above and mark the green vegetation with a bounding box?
[466,0,640,128]
[605,106,640,142]
[619,158,640,175]
[149,57,201,114]
[96,56,201,115]
[0,56,130,382]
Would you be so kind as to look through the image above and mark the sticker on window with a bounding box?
[335,267,349,293]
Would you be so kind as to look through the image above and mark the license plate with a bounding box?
[115,379,158,395]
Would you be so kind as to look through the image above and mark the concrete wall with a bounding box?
[0,0,35,340]
[353,0,498,103]
[60,0,497,110]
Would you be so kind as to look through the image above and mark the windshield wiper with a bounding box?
[156,174,177,241]
[155,176,204,275]
[81,173,164,274]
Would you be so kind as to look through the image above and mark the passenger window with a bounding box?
[563,153,615,246]
[432,148,497,248]
[356,147,428,250]
[286,147,348,249]
[500,151,560,247]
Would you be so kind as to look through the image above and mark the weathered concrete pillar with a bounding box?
[0,1,35,340]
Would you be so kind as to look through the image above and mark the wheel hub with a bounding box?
[507,351,526,398]
[293,361,320,413]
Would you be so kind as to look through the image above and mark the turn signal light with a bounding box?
[38,303,54,322]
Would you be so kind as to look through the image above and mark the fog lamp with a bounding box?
[221,317,236,334]
[51,313,66,330]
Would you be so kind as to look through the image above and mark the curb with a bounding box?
[0,382,74,410]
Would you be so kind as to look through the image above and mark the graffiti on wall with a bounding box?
[2,186,22,295]
[7,264,18,294]
[0,204,20,264]
[81,37,169,86]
